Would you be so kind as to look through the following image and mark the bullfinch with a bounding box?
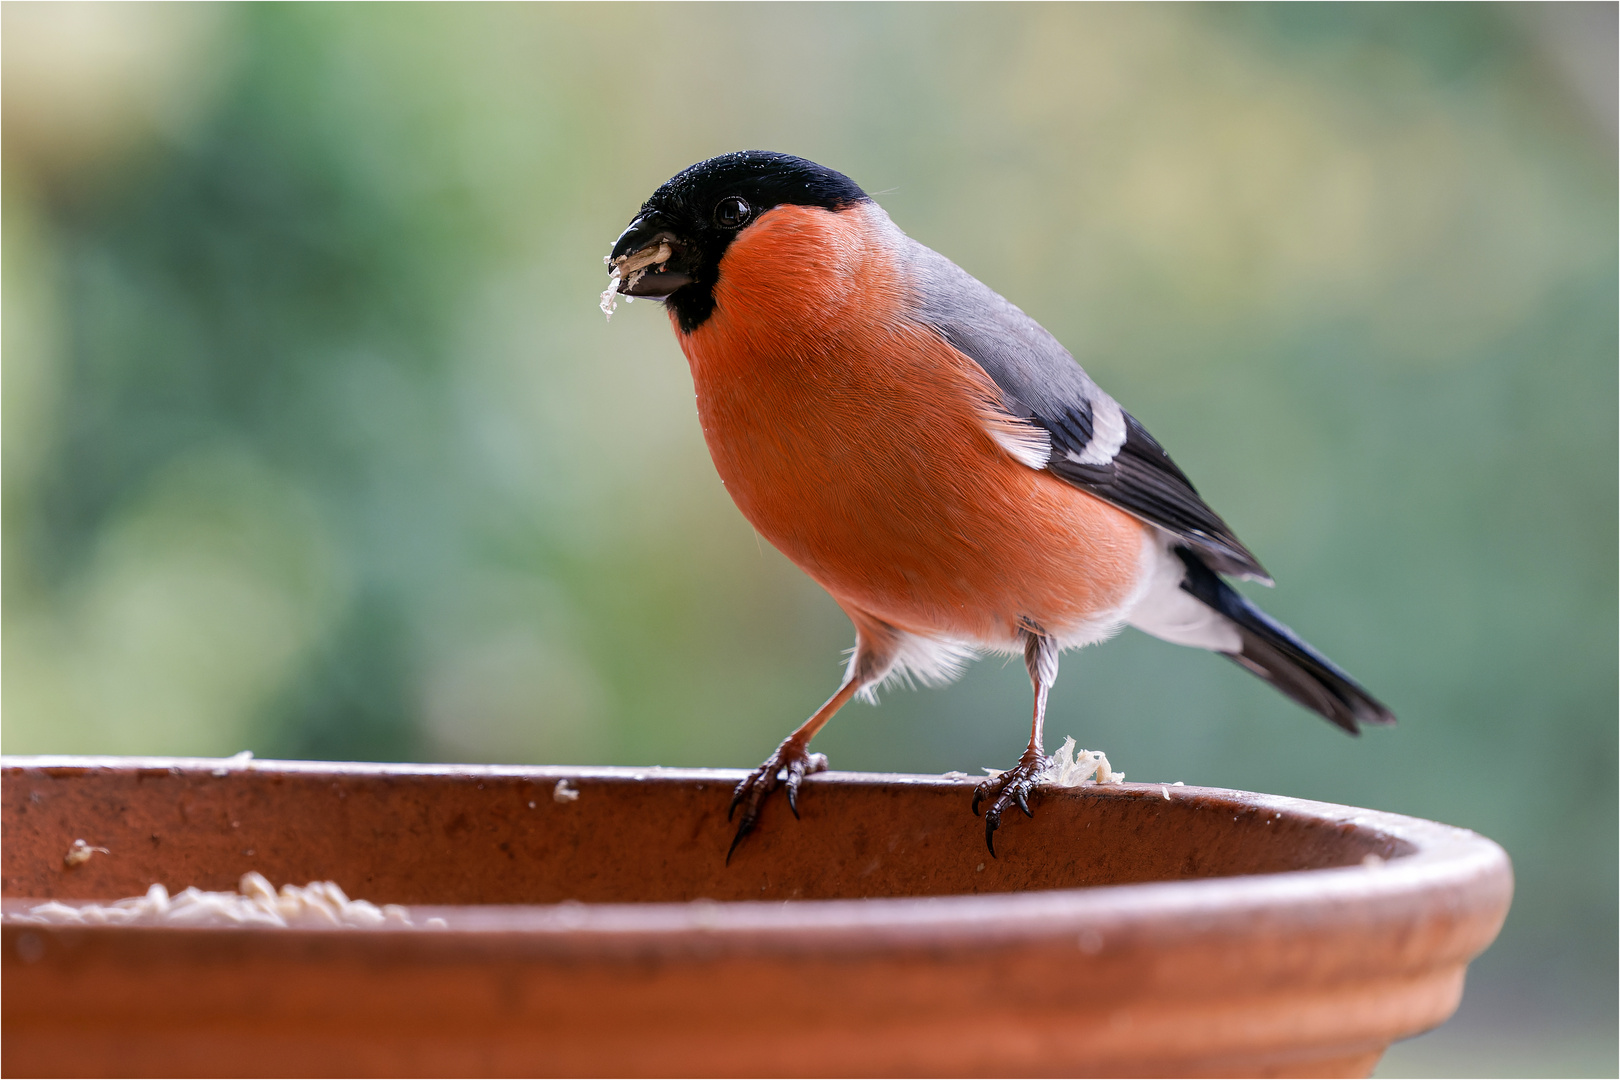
[603,151,1394,858]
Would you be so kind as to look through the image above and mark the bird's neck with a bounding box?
[675,201,909,388]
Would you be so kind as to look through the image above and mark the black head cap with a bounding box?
[609,152,869,332]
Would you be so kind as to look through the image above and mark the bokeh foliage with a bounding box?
[3,4,1614,1075]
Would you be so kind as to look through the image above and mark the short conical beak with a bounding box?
[608,213,693,298]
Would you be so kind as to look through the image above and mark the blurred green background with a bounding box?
[3,3,1614,1074]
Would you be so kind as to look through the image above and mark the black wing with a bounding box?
[905,238,1270,583]
[1049,413,1267,582]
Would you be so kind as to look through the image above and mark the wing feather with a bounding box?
[903,234,1270,583]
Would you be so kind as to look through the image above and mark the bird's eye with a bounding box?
[714,196,751,229]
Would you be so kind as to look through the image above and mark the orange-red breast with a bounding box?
[604,151,1393,858]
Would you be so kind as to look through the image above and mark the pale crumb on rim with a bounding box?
[1361,853,1386,869]
[1041,737,1125,786]
[1161,785,1171,800]
[211,750,254,777]
[8,874,424,929]
[553,779,580,804]
[64,839,110,867]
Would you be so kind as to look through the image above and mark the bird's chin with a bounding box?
[619,269,692,299]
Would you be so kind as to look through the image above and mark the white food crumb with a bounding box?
[942,771,969,781]
[599,269,624,320]
[553,779,580,804]
[211,750,254,777]
[8,873,425,930]
[599,242,674,322]
[63,839,110,867]
[1041,737,1125,786]
[1161,784,1171,800]
[1361,853,1386,869]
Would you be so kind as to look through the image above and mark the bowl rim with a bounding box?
[1,755,1513,955]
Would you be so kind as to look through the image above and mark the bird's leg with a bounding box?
[973,629,1059,856]
[726,679,853,863]
[726,612,901,863]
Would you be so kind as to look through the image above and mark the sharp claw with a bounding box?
[726,817,754,865]
[975,753,1051,851]
[723,743,825,860]
[783,746,821,820]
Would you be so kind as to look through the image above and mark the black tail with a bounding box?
[1174,547,1396,734]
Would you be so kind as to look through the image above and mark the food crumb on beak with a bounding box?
[599,242,674,322]
[599,268,624,320]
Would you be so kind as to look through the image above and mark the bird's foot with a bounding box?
[727,741,829,863]
[971,748,1051,857]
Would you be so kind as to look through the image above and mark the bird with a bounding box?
[602,151,1394,859]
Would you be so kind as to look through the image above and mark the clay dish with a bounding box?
[2,757,1511,1077]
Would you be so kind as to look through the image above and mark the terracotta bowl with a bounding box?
[2,757,1510,1078]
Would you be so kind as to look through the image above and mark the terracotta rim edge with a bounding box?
[1,756,1514,956]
